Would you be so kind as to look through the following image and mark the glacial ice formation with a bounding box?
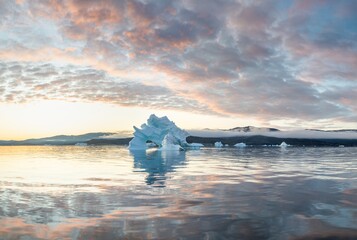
[234,142,247,148]
[160,132,184,151]
[128,114,201,150]
[280,142,289,147]
[214,141,223,148]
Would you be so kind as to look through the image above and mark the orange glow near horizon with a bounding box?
[0,100,259,140]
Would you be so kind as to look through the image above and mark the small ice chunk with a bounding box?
[234,142,246,147]
[146,142,157,148]
[186,143,204,149]
[214,141,223,148]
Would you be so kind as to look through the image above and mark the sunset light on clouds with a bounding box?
[1,0,357,139]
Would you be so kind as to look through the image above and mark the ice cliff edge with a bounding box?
[128,114,200,150]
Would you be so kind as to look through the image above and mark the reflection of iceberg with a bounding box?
[128,114,202,150]
[131,150,186,186]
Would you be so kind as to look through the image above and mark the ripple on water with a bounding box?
[0,146,357,239]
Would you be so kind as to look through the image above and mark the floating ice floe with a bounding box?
[234,142,247,147]
[186,142,204,149]
[214,141,223,148]
[128,114,202,151]
[146,142,157,148]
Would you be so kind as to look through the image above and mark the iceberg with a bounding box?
[234,142,247,148]
[160,132,184,151]
[214,141,223,148]
[128,114,201,151]
[280,141,289,147]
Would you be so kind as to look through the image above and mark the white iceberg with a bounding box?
[186,142,204,149]
[146,142,157,148]
[128,114,201,151]
[280,141,290,147]
[160,132,184,151]
[214,141,223,148]
[234,142,247,148]
[160,144,184,151]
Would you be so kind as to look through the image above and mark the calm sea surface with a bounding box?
[0,146,356,240]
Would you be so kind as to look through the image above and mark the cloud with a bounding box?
[0,61,209,113]
[1,0,357,127]
[188,129,357,139]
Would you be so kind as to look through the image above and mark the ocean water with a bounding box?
[0,146,356,240]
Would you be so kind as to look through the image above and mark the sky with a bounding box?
[0,0,357,140]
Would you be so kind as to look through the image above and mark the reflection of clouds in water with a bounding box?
[131,150,186,186]
[0,147,357,239]
[310,202,356,229]
[1,177,356,239]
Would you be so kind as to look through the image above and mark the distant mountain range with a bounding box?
[227,126,280,132]
[186,135,357,147]
[0,132,112,146]
[1,127,357,147]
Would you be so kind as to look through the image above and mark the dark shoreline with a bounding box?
[1,135,357,147]
[86,135,357,147]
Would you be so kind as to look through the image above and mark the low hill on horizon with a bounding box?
[0,132,112,146]
[2,127,357,146]
[227,126,280,132]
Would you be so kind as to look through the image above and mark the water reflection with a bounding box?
[131,150,186,187]
[0,146,357,239]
